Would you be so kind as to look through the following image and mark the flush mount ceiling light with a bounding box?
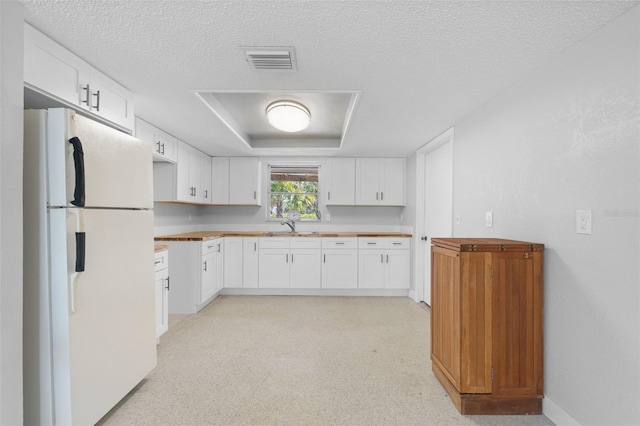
[265,100,311,132]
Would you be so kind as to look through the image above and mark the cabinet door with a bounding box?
[176,142,192,202]
[211,157,230,204]
[258,249,289,288]
[322,249,358,289]
[229,157,260,205]
[355,158,381,205]
[242,238,259,288]
[154,269,169,339]
[155,128,178,163]
[326,158,355,205]
[290,249,321,289]
[200,252,217,302]
[224,238,243,288]
[90,69,135,132]
[189,148,204,204]
[491,251,541,396]
[213,241,224,292]
[380,158,405,206]
[384,250,410,289]
[358,250,385,288]
[202,154,212,204]
[24,23,90,108]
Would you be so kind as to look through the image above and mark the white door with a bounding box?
[201,251,216,302]
[48,109,153,209]
[422,134,453,305]
[223,237,243,288]
[242,238,259,288]
[380,158,405,206]
[51,208,156,425]
[290,249,322,288]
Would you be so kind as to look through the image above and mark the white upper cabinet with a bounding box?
[135,118,178,163]
[211,157,230,204]
[229,157,261,205]
[202,156,212,204]
[325,158,355,205]
[355,158,405,206]
[24,23,135,132]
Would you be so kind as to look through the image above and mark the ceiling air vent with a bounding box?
[242,47,297,72]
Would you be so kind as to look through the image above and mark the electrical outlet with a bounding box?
[576,209,592,234]
[326,213,331,222]
[485,211,493,228]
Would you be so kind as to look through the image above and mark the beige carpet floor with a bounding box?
[98,296,554,426]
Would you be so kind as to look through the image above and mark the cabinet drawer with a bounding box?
[259,237,290,249]
[154,250,168,272]
[290,238,322,249]
[358,237,411,249]
[322,238,358,249]
[202,238,222,256]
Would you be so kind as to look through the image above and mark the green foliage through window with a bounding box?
[269,166,319,220]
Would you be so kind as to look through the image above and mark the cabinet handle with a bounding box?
[154,259,162,265]
[166,276,170,291]
[286,254,289,263]
[203,261,207,271]
[92,90,100,112]
[367,242,376,245]
[381,192,384,201]
[253,191,256,200]
[254,242,257,251]
[81,85,90,106]
[381,254,384,263]
[194,187,197,197]
[376,192,379,201]
[335,242,344,245]
[161,142,165,155]
[323,254,326,263]
[217,243,221,252]
[204,189,208,199]
[386,254,389,263]
[328,191,331,200]
[156,141,162,154]
[393,242,402,245]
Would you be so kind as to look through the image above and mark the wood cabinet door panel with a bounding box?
[491,252,539,395]
[430,247,461,390]
[460,252,492,393]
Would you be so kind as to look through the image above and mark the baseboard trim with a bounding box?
[542,397,581,426]
[221,288,410,297]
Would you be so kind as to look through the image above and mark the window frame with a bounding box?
[265,162,321,222]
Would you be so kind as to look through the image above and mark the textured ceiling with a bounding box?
[20,0,638,157]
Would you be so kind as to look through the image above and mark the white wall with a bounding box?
[451,6,639,425]
[0,1,24,424]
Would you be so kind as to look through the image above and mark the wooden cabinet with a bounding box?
[430,238,544,415]
[258,237,321,288]
[358,237,410,289]
[321,238,358,288]
[153,249,169,341]
[355,158,405,206]
[24,23,134,132]
[135,118,178,163]
[325,158,355,205]
[229,157,261,205]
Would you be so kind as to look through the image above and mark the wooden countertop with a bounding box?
[154,244,168,252]
[155,231,412,242]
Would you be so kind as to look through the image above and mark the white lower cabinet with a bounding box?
[224,237,244,288]
[243,238,259,288]
[162,238,223,313]
[154,249,169,340]
[321,238,358,289]
[358,238,411,289]
[258,238,321,288]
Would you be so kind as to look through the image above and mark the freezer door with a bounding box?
[47,109,153,209]
[49,208,157,425]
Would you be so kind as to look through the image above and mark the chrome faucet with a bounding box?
[281,218,296,233]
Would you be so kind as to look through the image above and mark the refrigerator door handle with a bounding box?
[68,136,86,207]
[75,232,86,272]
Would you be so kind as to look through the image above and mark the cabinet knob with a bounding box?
[421,236,428,241]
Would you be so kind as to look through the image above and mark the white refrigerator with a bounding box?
[23,109,157,425]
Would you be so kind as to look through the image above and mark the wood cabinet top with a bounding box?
[431,238,544,252]
[156,231,412,242]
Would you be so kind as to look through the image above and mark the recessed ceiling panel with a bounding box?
[194,90,359,150]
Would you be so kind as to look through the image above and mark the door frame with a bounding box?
[413,127,454,304]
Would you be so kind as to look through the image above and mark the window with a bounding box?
[268,165,319,221]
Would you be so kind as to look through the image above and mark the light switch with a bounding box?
[576,209,592,235]
[485,211,493,228]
